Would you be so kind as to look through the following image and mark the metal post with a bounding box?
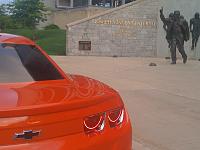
[88,0,92,5]
[70,0,74,8]
[110,0,113,7]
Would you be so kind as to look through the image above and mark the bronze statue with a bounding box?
[180,15,190,42]
[160,8,174,48]
[190,12,200,50]
[160,8,189,64]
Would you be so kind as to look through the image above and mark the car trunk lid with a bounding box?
[0,76,123,145]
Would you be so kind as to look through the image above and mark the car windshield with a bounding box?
[0,43,64,83]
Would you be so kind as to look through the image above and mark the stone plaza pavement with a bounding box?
[52,56,200,150]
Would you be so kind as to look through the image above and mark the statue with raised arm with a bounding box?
[160,8,189,64]
[190,12,200,50]
[160,7,174,48]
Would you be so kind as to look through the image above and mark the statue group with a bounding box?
[160,8,200,64]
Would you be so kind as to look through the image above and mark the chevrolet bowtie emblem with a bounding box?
[14,130,41,140]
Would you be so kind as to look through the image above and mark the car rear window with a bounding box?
[0,43,64,83]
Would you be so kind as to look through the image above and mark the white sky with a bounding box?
[0,0,13,4]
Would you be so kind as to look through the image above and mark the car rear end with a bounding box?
[0,34,132,150]
[0,97,132,150]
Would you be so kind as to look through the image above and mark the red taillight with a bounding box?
[84,113,105,134]
[83,107,125,134]
[108,108,124,128]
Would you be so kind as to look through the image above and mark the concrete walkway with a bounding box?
[52,56,200,150]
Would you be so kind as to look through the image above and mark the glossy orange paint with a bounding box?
[0,33,132,150]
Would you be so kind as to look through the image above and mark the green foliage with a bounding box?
[35,30,66,55]
[44,24,60,30]
[0,4,6,15]
[4,29,66,55]
[0,4,23,30]
[7,0,48,29]
[0,4,12,30]
[0,1,64,55]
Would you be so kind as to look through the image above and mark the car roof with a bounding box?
[0,33,35,45]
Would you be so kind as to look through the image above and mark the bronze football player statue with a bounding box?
[160,7,174,48]
[190,12,200,50]
[160,8,189,64]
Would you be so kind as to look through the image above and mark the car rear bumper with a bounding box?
[0,120,132,150]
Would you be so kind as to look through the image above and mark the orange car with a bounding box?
[0,33,132,150]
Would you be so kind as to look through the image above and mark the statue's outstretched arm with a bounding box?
[160,7,166,24]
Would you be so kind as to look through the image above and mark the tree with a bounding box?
[0,4,23,30]
[0,4,12,30]
[0,4,6,15]
[8,0,47,29]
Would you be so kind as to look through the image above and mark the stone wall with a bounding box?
[39,0,110,29]
[67,0,159,57]
[52,7,109,29]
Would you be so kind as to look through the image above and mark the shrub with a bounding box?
[44,24,60,30]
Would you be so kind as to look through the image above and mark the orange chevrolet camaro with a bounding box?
[0,33,132,150]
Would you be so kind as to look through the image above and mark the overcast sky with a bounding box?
[0,0,13,4]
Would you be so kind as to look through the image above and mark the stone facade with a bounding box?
[67,0,159,57]
[39,0,109,29]
[52,7,110,29]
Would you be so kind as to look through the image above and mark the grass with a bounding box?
[3,29,66,55]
